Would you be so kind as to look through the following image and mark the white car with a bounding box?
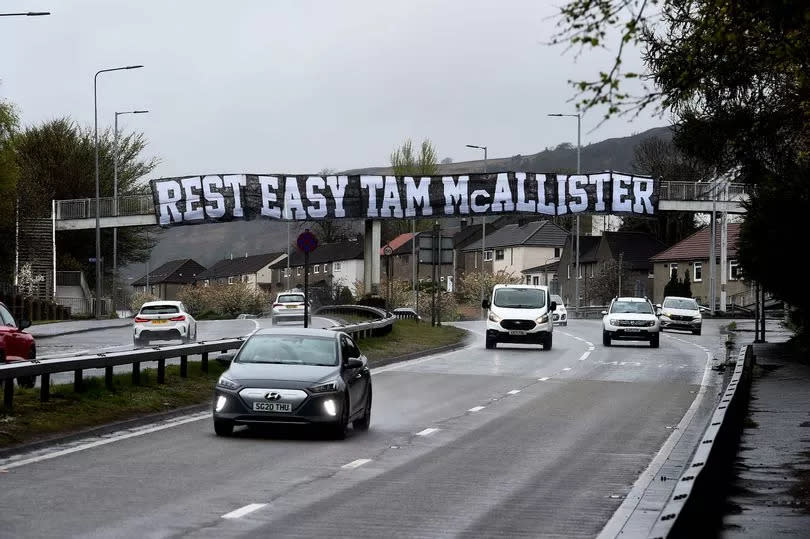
[482,284,556,350]
[658,296,702,335]
[134,301,197,346]
[270,291,311,325]
[550,294,567,326]
[602,297,660,348]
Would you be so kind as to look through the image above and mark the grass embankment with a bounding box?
[0,320,466,449]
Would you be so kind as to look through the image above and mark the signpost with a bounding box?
[296,230,318,328]
[383,245,393,307]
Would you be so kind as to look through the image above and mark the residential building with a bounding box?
[650,223,749,306]
[383,232,454,291]
[270,239,365,296]
[196,252,286,292]
[132,259,207,300]
[521,261,560,293]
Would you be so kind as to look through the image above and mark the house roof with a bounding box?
[132,259,206,286]
[462,220,569,252]
[382,233,414,255]
[651,224,741,262]
[198,252,285,280]
[568,235,602,263]
[271,240,364,267]
[603,231,668,270]
[522,261,560,274]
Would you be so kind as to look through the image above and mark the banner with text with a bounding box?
[150,172,657,226]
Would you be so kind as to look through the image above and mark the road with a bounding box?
[0,319,726,538]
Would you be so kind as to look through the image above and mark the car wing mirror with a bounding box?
[549,302,557,312]
[481,298,491,309]
[601,310,608,316]
[216,352,235,366]
[344,357,364,369]
[18,318,31,331]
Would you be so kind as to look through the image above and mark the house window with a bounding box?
[314,264,320,274]
[242,275,248,283]
[590,265,595,278]
[578,265,583,279]
[227,276,234,284]
[323,263,329,272]
[526,275,531,285]
[532,276,539,285]
[729,261,742,280]
[333,262,342,271]
[203,279,209,287]
[297,267,302,276]
[670,263,679,278]
[567,264,570,279]
[495,249,504,261]
[483,250,493,262]
[554,247,561,257]
[694,262,703,282]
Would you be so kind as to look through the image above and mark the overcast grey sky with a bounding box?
[1,0,664,179]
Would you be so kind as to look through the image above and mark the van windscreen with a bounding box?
[493,288,546,309]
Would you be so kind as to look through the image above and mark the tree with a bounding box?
[663,269,680,298]
[440,157,453,165]
[387,138,439,240]
[0,100,19,283]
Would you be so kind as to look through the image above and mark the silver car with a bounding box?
[658,296,703,335]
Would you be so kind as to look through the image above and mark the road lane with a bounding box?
[0,320,723,538]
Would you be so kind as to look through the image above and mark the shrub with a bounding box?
[177,283,269,318]
[130,292,158,313]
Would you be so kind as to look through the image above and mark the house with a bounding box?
[196,252,286,292]
[650,223,749,306]
[460,220,569,278]
[521,261,560,293]
[558,232,667,306]
[270,239,365,296]
[382,231,455,290]
[132,259,207,300]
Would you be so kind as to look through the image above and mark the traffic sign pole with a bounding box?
[304,250,309,328]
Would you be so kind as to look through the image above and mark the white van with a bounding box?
[482,284,556,350]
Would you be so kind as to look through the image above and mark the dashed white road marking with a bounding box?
[538,377,550,381]
[578,351,591,361]
[507,389,521,395]
[468,406,486,412]
[588,346,595,351]
[341,459,372,469]
[416,428,440,436]
[222,503,267,520]
[562,367,572,371]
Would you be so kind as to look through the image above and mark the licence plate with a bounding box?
[509,330,527,336]
[624,328,641,332]
[286,305,299,309]
[252,402,292,412]
[151,320,167,324]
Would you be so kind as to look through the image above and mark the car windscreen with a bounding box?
[235,335,338,366]
[277,294,305,304]
[140,305,180,315]
[493,288,546,309]
[663,298,699,310]
[551,295,564,305]
[610,301,653,314]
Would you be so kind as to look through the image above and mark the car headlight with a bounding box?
[535,314,549,324]
[309,379,339,394]
[645,320,656,327]
[609,318,619,325]
[215,395,228,412]
[488,312,501,323]
[694,315,702,321]
[216,375,239,390]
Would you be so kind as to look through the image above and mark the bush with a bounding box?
[457,270,523,303]
[176,283,269,318]
[130,292,158,313]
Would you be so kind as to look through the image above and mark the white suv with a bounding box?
[482,284,556,350]
[134,301,197,346]
[602,297,660,348]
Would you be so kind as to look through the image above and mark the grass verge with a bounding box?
[0,320,466,449]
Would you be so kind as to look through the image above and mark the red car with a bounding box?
[0,301,36,387]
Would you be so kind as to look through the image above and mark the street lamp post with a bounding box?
[94,64,143,319]
[113,109,148,312]
[548,113,581,315]
[466,144,488,318]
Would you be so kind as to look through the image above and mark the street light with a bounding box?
[466,144,488,318]
[94,64,143,319]
[548,113,581,316]
[0,12,50,16]
[112,109,149,311]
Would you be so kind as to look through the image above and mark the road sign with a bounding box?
[296,230,318,253]
[418,236,453,264]
[383,245,393,256]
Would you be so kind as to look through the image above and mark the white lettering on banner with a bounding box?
[515,173,536,212]
[556,176,568,215]
[612,173,633,213]
[568,175,588,213]
[157,180,183,225]
[284,177,307,220]
[633,177,655,214]
[589,173,609,212]
[443,176,469,215]
[492,173,515,212]
[327,175,348,217]
[380,176,403,218]
[222,175,247,218]
[360,175,384,217]
[180,178,204,221]
[404,177,432,217]
[259,176,281,219]
[470,190,491,213]
[306,176,328,219]
[202,176,225,218]
[536,174,556,215]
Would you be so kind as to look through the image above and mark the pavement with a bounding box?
[720,321,810,536]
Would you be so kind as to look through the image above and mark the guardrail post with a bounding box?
[74,369,83,392]
[180,355,188,378]
[4,379,13,411]
[41,373,50,402]
[157,359,165,384]
[201,352,208,373]
[132,362,141,385]
[105,366,113,389]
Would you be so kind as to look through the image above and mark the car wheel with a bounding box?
[650,334,660,348]
[602,331,611,346]
[485,337,496,349]
[214,419,234,437]
[562,321,568,326]
[331,396,350,440]
[692,327,702,336]
[543,333,553,351]
[133,337,141,347]
[352,385,372,432]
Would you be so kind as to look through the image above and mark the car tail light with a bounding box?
[273,303,282,308]
[134,317,149,323]
[169,315,186,321]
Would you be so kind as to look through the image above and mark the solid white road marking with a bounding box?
[416,428,440,436]
[468,406,486,412]
[222,503,267,520]
[578,351,591,361]
[507,389,521,395]
[341,459,372,469]
[588,346,595,351]
[538,377,550,381]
